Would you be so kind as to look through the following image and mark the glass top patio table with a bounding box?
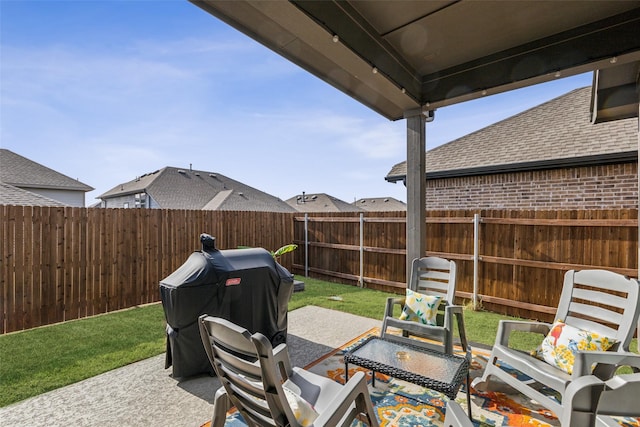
[344,336,470,401]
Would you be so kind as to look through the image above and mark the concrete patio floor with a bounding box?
[0,306,381,427]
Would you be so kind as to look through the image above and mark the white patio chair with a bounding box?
[381,256,468,354]
[472,269,640,421]
[198,315,379,427]
[445,352,640,427]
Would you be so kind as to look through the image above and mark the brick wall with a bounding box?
[426,162,638,210]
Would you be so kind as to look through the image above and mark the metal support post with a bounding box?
[473,213,480,310]
[359,213,364,287]
[304,213,309,277]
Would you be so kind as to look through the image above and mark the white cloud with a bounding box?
[342,122,405,160]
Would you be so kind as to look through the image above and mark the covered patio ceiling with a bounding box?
[190,0,640,278]
[192,1,640,121]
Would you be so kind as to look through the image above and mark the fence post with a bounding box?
[359,213,364,287]
[304,213,309,277]
[473,213,480,310]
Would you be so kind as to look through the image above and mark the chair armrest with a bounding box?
[383,297,405,319]
[211,387,232,427]
[311,371,377,427]
[495,320,552,347]
[572,350,640,378]
[272,343,293,378]
[445,305,469,352]
[563,367,640,426]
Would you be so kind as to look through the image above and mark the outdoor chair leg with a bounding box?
[466,372,472,420]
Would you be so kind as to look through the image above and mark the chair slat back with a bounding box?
[557,270,640,350]
[199,316,294,427]
[410,256,457,304]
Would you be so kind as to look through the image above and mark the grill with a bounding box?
[159,233,294,378]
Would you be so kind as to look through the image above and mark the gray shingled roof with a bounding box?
[99,167,296,212]
[386,87,638,181]
[0,149,94,191]
[0,182,68,206]
[353,197,406,211]
[285,193,364,212]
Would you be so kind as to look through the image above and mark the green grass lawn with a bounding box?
[0,277,637,407]
[0,305,167,407]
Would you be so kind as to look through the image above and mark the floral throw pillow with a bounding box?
[531,320,616,375]
[282,385,319,426]
[398,289,442,326]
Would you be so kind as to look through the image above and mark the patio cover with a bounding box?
[190,1,640,280]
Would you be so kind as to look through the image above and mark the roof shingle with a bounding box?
[100,167,295,212]
[285,193,363,212]
[0,149,94,191]
[386,87,638,180]
[0,182,68,206]
[353,197,406,211]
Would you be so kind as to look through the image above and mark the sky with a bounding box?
[1,0,594,206]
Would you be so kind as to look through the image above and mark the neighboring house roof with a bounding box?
[0,182,68,206]
[99,167,296,212]
[0,149,94,191]
[353,197,406,211]
[386,87,638,182]
[285,193,364,212]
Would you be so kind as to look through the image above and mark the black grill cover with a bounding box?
[160,234,294,378]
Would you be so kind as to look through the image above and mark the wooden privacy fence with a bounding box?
[0,205,295,334]
[2,206,638,333]
[292,209,638,321]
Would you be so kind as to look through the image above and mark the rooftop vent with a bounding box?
[178,169,186,174]
[209,173,216,178]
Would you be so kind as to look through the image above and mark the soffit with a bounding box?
[191,1,640,120]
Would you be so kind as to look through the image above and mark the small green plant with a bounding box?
[270,244,297,261]
[238,244,297,262]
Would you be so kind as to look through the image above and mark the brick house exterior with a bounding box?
[386,87,638,210]
[429,163,637,210]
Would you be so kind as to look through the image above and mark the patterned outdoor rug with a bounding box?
[200,329,640,427]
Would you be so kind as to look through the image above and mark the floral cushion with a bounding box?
[398,289,442,326]
[531,320,616,375]
[282,385,319,426]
